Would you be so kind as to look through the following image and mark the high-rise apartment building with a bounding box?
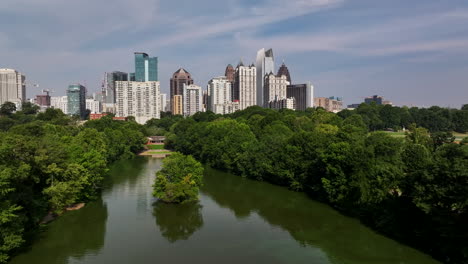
[269,98,295,110]
[86,99,101,114]
[0,68,26,106]
[172,95,183,115]
[183,84,202,117]
[115,81,160,124]
[277,62,291,84]
[286,83,314,111]
[67,84,87,119]
[50,96,68,114]
[160,93,167,113]
[36,94,51,107]
[234,63,256,110]
[264,73,288,106]
[256,48,275,107]
[208,76,232,114]
[170,68,193,113]
[103,71,128,104]
[314,96,343,113]
[225,64,235,83]
[134,52,158,82]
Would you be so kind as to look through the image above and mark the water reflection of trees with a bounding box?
[153,201,203,243]
[10,198,108,264]
[201,168,438,264]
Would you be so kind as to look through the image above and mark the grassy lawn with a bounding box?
[147,144,164,150]
[453,132,468,142]
[148,151,172,155]
[381,131,406,138]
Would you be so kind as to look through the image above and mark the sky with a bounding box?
[1,0,468,108]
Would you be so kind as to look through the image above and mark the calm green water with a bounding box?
[10,157,439,264]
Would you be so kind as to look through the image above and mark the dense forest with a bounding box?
[150,103,468,263]
[0,103,147,263]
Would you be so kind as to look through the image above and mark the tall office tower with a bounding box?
[207,76,232,114]
[183,84,202,117]
[225,64,235,83]
[103,71,128,104]
[172,95,183,115]
[277,62,291,84]
[67,84,87,119]
[134,52,158,82]
[170,68,193,113]
[234,63,256,110]
[86,99,101,114]
[115,81,160,124]
[160,93,167,113]
[202,90,208,112]
[50,96,68,114]
[256,48,275,107]
[0,68,26,105]
[264,73,288,106]
[286,82,314,111]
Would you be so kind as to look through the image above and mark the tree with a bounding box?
[0,102,16,117]
[153,153,204,203]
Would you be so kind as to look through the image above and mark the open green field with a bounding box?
[382,131,467,142]
[381,131,406,138]
[453,132,468,142]
[147,151,172,154]
[147,144,164,150]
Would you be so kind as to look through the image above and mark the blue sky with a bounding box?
[1,0,468,107]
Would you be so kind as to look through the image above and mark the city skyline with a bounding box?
[1,0,468,107]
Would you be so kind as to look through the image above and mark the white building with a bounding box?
[213,101,240,115]
[264,73,288,106]
[160,93,167,113]
[115,81,160,124]
[234,63,256,110]
[208,76,232,114]
[269,97,295,110]
[256,48,275,107]
[50,96,68,114]
[183,84,202,117]
[86,99,101,114]
[0,68,26,106]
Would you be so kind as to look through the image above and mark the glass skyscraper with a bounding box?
[134,52,158,82]
[67,84,86,119]
[256,48,275,107]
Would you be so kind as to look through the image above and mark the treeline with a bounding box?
[339,103,468,132]
[0,103,147,263]
[159,106,468,263]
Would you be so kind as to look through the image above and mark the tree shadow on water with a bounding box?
[152,201,203,243]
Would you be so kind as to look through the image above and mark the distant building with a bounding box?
[234,62,256,110]
[170,68,193,113]
[202,90,208,112]
[208,76,232,114]
[50,96,68,114]
[256,48,275,106]
[0,68,26,105]
[225,64,235,83]
[134,52,158,82]
[160,93,167,113]
[269,98,295,110]
[213,101,240,115]
[183,84,203,117]
[286,83,314,111]
[172,95,183,115]
[347,103,361,109]
[314,96,343,113]
[86,99,101,114]
[67,84,87,119]
[103,71,127,104]
[264,73,287,107]
[115,81,160,124]
[36,94,51,107]
[277,62,291,84]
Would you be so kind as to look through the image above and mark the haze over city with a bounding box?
[1,0,468,107]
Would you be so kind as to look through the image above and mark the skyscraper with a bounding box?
[103,71,128,104]
[286,83,314,111]
[172,95,183,115]
[256,48,275,107]
[183,84,203,117]
[234,63,256,110]
[225,64,235,83]
[134,52,158,82]
[264,73,288,106]
[50,96,68,114]
[170,68,193,113]
[208,76,232,114]
[67,84,86,119]
[160,93,167,113]
[0,68,26,106]
[115,81,160,124]
[277,62,291,84]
